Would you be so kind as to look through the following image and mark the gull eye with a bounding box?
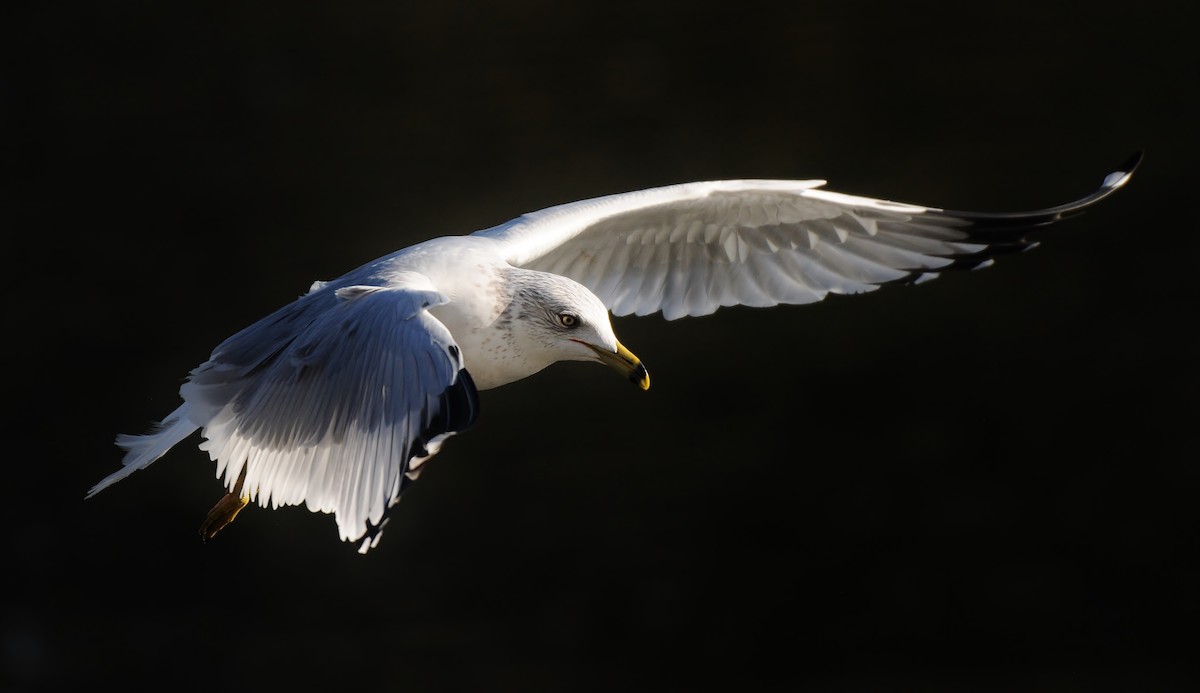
[558,312,579,328]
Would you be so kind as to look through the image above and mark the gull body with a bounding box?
[87,153,1141,553]
[345,235,630,390]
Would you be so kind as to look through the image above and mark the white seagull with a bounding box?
[87,152,1142,553]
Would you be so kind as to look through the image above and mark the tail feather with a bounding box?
[87,403,199,498]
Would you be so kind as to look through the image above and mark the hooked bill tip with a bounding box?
[630,362,650,391]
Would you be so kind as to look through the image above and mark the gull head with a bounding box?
[497,269,650,390]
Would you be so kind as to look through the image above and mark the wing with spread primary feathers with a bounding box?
[475,153,1140,320]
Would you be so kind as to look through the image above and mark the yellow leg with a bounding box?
[199,465,249,542]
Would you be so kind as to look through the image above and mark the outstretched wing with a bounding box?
[181,278,479,553]
[474,153,1140,320]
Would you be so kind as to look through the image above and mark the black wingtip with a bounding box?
[1119,149,1144,173]
[1106,150,1144,188]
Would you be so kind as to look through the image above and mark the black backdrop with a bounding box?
[6,1,1197,691]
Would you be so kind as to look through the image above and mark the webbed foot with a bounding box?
[199,466,249,542]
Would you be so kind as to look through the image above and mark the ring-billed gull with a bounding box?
[87,152,1142,553]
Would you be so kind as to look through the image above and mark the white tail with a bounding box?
[87,403,199,498]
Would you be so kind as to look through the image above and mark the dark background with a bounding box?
[5,1,1197,691]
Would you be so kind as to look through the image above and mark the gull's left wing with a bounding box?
[89,276,480,554]
[474,153,1141,320]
